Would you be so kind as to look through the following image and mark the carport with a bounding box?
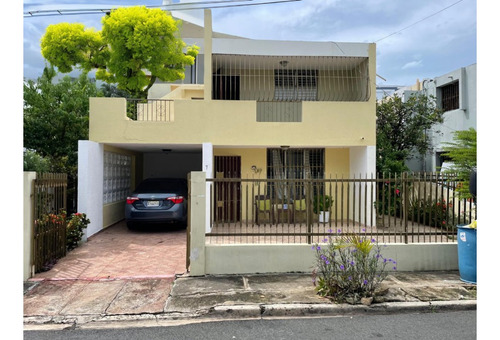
[78,141,213,239]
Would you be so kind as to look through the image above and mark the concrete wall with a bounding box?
[23,172,37,281]
[204,243,458,275]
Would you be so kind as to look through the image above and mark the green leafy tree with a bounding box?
[442,128,477,198]
[23,149,51,172]
[41,6,198,99]
[376,94,444,173]
[100,83,131,98]
[24,66,101,212]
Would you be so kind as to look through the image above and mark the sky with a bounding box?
[21,0,479,87]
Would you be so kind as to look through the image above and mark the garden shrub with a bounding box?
[66,212,90,251]
[312,231,396,304]
[409,198,456,230]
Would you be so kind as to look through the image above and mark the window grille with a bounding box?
[266,148,324,199]
[274,70,318,101]
[211,54,370,102]
[440,81,459,112]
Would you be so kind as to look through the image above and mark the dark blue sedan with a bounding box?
[125,178,188,229]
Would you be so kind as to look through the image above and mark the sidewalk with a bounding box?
[24,271,476,329]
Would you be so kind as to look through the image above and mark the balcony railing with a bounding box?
[212,54,371,103]
[127,99,174,122]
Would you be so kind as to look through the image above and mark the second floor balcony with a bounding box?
[89,95,375,148]
[211,54,371,122]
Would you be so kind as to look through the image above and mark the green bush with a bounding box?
[375,181,403,216]
[66,212,90,251]
[312,232,396,303]
[313,195,333,214]
[409,198,456,230]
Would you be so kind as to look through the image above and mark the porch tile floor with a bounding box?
[31,220,187,280]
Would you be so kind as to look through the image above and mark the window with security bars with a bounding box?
[440,81,459,112]
[266,148,324,199]
[274,70,318,101]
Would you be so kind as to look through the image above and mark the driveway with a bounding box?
[31,220,187,281]
[24,221,187,318]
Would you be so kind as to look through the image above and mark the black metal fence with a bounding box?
[205,172,476,244]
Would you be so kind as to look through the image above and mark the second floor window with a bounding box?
[440,81,459,112]
[274,70,318,101]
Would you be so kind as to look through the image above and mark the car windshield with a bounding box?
[134,179,186,193]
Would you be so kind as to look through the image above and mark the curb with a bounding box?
[25,299,476,329]
[207,300,477,319]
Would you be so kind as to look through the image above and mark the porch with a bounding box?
[187,172,474,275]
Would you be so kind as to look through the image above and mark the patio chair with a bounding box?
[255,195,272,225]
[293,198,307,223]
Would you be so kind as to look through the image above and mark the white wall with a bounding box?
[78,141,104,239]
[431,64,476,149]
[349,146,376,226]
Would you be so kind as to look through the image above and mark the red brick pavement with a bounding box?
[31,220,187,281]
[24,221,186,318]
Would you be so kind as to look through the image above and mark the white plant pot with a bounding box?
[319,211,330,223]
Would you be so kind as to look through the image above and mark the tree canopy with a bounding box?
[24,66,101,211]
[442,128,477,198]
[41,6,198,98]
[376,94,444,173]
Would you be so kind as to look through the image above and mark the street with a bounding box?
[24,310,476,340]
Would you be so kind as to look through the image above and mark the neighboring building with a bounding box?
[392,64,476,172]
[376,85,402,100]
[78,10,377,237]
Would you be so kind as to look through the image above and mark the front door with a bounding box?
[214,156,241,222]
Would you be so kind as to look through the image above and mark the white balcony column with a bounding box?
[204,9,212,101]
[78,140,104,239]
[350,146,376,226]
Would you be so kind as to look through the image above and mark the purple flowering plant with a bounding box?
[312,231,396,304]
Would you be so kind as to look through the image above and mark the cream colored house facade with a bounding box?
[79,10,377,238]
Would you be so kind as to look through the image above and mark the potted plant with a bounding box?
[313,195,333,223]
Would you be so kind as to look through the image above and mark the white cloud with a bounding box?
[22,0,477,86]
[402,60,423,70]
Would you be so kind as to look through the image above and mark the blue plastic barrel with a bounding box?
[457,225,477,284]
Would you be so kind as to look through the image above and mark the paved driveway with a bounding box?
[31,220,187,281]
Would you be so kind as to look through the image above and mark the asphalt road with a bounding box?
[24,310,476,340]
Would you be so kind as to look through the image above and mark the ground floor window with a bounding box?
[266,148,324,199]
[103,151,132,204]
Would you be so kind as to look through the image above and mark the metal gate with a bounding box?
[32,173,67,273]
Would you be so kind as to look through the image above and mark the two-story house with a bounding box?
[78,9,377,238]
